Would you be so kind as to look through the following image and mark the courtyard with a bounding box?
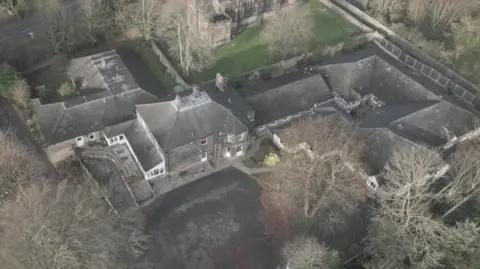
[187,0,360,83]
[141,167,278,269]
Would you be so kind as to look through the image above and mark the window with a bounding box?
[236,145,243,156]
[160,168,164,174]
[201,153,208,162]
[236,133,244,142]
[294,112,302,117]
[89,133,96,141]
[226,134,234,143]
[200,137,207,145]
[119,135,125,141]
[152,169,160,176]
[75,137,84,147]
[257,125,265,131]
[281,116,290,122]
[109,138,114,144]
[225,147,231,157]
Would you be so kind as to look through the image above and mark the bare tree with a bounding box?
[370,0,400,14]
[0,179,150,269]
[0,129,46,201]
[258,116,366,231]
[365,143,480,269]
[36,0,70,53]
[282,236,339,269]
[11,79,30,109]
[261,5,314,59]
[115,0,162,41]
[77,0,111,42]
[406,0,427,24]
[428,0,473,30]
[158,0,213,74]
[439,139,480,219]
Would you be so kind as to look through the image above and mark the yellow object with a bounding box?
[263,152,280,166]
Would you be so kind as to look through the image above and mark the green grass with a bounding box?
[135,46,176,88]
[188,0,359,83]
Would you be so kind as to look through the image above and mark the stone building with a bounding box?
[194,0,297,47]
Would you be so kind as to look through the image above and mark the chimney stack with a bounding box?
[215,73,224,91]
[192,85,200,97]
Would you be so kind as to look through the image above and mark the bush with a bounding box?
[57,82,74,97]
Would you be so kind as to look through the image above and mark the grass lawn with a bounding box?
[188,0,359,83]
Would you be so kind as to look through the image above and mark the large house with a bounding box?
[32,46,480,189]
[191,0,297,46]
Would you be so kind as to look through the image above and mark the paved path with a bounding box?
[233,162,272,175]
[0,1,81,50]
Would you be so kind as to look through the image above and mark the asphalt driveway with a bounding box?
[142,167,277,269]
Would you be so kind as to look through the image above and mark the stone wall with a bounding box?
[149,41,187,86]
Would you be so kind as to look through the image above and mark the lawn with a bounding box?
[188,0,359,83]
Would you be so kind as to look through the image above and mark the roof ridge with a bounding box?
[49,108,67,143]
[390,100,441,124]
[163,102,180,149]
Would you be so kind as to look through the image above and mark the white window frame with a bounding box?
[119,135,125,141]
[225,147,231,158]
[89,133,96,141]
[152,169,160,176]
[201,152,208,162]
[76,136,84,147]
[257,125,265,131]
[236,133,245,142]
[268,121,277,127]
[226,134,235,143]
[200,137,207,146]
[235,145,244,156]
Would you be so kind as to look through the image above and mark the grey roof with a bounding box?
[361,128,414,174]
[33,88,157,145]
[136,89,250,150]
[358,101,439,129]
[103,120,135,138]
[391,101,479,146]
[66,50,141,105]
[33,50,160,145]
[245,72,333,126]
[316,47,442,104]
[124,120,163,172]
[201,83,254,123]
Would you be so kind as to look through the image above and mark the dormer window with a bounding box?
[200,137,207,145]
[89,133,96,141]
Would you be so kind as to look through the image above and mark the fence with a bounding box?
[373,36,476,104]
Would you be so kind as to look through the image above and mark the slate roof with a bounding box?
[123,120,163,172]
[33,50,159,145]
[136,88,252,150]
[316,47,442,104]
[33,87,157,145]
[245,71,333,126]
[102,120,135,138]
